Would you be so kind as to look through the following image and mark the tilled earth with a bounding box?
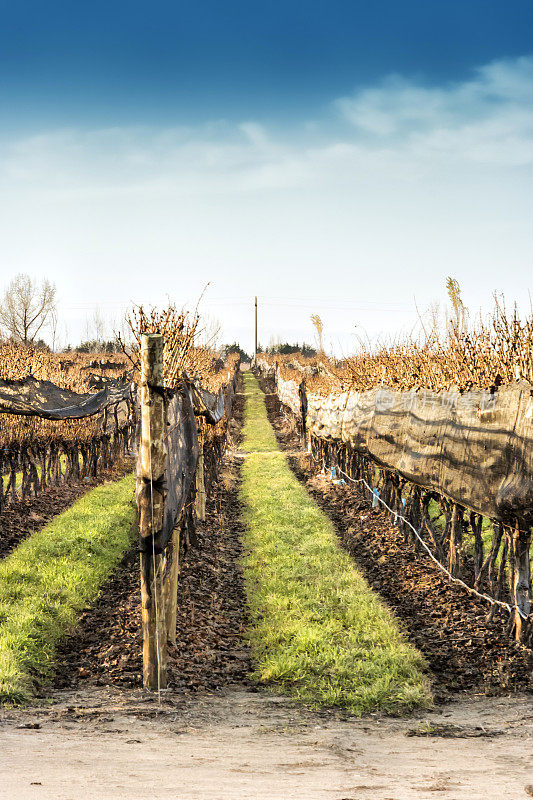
[0,458,134,560]
[51,389,252,697]
[259,377,533,702]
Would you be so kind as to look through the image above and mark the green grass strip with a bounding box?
[0,473,136,704]
[240,372,432,715]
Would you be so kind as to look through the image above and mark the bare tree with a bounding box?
[92,307,106,343]
[0,274,57,346]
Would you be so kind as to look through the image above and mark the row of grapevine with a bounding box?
[0,346,134,510]
[255,314,533,644]
[0,311,240,693]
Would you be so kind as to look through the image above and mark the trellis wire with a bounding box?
[309,441,530,622]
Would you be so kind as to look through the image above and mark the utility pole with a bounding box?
[254,296,258,362]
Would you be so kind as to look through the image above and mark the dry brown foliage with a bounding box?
[126,305,237,393]
[0,344,128,388]
[0,345,129,447]
[343,303,533,392]
[126,305,199,388]
[260,302,533,394]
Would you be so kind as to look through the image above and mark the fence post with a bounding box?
[165,526,180,646]
[138,333,168,690]
[511,521,531,641]
[195,432,206,521]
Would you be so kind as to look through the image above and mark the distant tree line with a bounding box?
[222,343,251,362]
[222,341,318,362]
[257,341,317,357]
[73,339,122,354]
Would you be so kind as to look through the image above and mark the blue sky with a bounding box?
[1,1,532,352]
[3,0,532,126]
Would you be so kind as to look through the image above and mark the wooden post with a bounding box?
[165,527,180,646]
[138,333,168,690]
[510,520,531,641]
[448,503,463,577]
[195,435,206,521]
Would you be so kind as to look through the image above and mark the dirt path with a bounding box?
[1,688,532,799]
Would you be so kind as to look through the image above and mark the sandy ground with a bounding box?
[1,687,532,800]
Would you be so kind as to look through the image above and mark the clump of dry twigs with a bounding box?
[125,305,200,389]
[125,305,236,393]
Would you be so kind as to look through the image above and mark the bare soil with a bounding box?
[1,688,532,799]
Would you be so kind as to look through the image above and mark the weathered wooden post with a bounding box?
[195,429,206,522]
[138,333,168,689]
[448,503,463,577]
[165,525,180,646]
[510,520,531,641]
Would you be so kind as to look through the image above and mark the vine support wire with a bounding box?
[307,437,531,625]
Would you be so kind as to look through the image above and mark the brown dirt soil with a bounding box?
[49,388,252,697]
[0,457,134,560]
[258,376,533,702]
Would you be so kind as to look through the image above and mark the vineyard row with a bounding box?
[255,354,533,644]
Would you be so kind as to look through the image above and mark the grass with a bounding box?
[0,472,136,704]
[239,372,432,715]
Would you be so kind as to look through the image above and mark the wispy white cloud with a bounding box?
[0,122,310,196]
[336,55,533,165]
[0,56,531,351]
[1,55,532,200]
